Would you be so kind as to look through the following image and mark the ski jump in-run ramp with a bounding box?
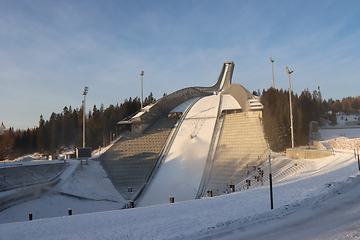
[100,61,269,207]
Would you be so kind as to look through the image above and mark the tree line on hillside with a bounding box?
[1,90,359,160]
[1,93,156,159]
[260,88,360,152]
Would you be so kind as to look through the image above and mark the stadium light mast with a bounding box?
[270,57,275,88]
[82,86,88,148]
[286,67,294,148]
[140,71,144,109]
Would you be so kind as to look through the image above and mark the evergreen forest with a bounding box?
[0,93,156,160]
[261,88,359,151]
[0,89,359,160]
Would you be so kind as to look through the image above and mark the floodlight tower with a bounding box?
[140,71,144,109]
[285,67,294,148]
[82,86,88,148]
[270,57,275,88]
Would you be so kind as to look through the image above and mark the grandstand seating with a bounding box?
[101,117,178,200]
[206,112,269,196]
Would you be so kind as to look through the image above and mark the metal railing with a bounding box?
[196,94,224,199]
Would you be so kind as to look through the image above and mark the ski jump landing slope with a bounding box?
[137,95,221,207]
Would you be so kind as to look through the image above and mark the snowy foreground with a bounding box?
[1,128,360,239]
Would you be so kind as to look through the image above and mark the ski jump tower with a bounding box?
[101,62,269,206]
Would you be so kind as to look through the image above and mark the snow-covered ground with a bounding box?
[320,114,358,136]
[0,138,126,225]
[1,117,360,239]
[0,160,125,225]
[319,114,360,151]
[336,113,359,126]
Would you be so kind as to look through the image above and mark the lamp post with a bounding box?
[269,154,273,209]
[140,71,144,109]
[286,67,294,148]
[82,86,88,148]
[270,57,275,88]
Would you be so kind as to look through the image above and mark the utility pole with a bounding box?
[270,57,275,88]
[269,154,273,209]
[286,67,294,148]
[82,86,88,148]
[140,71,144,109]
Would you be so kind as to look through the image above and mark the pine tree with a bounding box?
[62,106,71,146]
[261,87,325,151]
[37,115,46,153]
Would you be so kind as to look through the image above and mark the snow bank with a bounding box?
[318,126,360,150]
[0,159,126,225]
[328,138,360,150]
[55,160,126,203]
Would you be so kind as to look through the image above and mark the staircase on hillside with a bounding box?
[101,117,178,201]
[206,112,268,196]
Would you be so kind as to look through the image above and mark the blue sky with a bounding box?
[1,0,360,130]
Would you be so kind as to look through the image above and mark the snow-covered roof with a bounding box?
[117,105,156,125]
[132,104,156,119]
[132,111,145,119]
[142,104,154,111]
[170,98,198,113]
[220,94,241,111]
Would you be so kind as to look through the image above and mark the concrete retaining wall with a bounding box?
[0,178,60,211]
[0,161,69,211]
[286,148,333,159]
